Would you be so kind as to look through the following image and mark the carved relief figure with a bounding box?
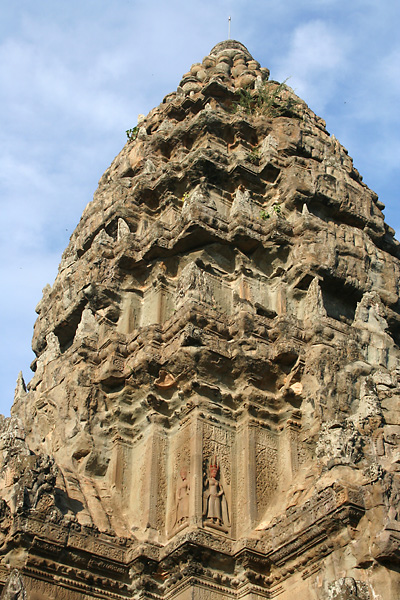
[175,469,190,526]
[1,569,26,600]
[203,458,229,527]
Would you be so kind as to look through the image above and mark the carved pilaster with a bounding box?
[110,437,131,501]
[128,417,167,535]
[147,421,167,533]
[255,425,278,521]
[235,418,257,536]
[191,413,204,527]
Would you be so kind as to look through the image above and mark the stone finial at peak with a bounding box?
[209,40,253,60]
[179,39,269,96]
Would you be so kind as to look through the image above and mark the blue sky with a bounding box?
[0,1,399,415]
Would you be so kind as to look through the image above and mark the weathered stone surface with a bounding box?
[0,39,399,598]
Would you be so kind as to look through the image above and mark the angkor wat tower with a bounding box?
[0,40,399,600]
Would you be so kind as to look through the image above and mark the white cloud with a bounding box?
[273,20,349,112]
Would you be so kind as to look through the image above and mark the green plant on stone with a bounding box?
[181,192,189,204]
[234,79,299,118]
[248,146,260,164]
[259,203,282,221]
[235,87,254,114]
[126,126,139,141]
[272,203,281,215]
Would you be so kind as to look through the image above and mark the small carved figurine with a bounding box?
[203,458,229,527]
[0,569,26,600]
[175,469,190,525]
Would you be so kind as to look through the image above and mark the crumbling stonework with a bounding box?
[0,40,399,598]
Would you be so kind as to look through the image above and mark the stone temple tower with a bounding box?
[0,40,399,599]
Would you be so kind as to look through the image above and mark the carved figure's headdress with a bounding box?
[209,456,219,473]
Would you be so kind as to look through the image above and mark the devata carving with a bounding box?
[327,578,371,600]
[0,570,26,600]
[0,39,399,598]
[203,457,229,530]
[174,468,190,527]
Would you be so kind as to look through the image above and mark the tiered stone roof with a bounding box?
[0,40,399,600]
